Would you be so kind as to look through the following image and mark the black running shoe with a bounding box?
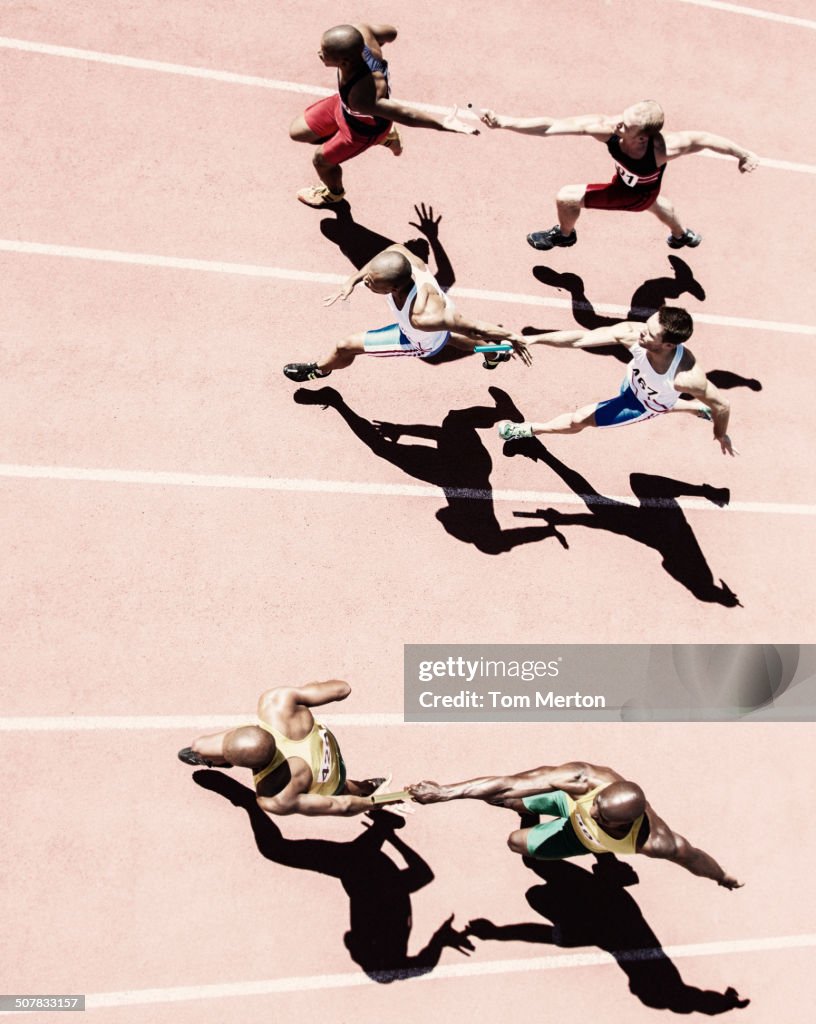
[178,747,232,768]
[527,226,577,251]
[667,229,702,249]
[482,352,512,370]
[283,363,332,382]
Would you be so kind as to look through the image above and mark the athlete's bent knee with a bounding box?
[557,184,585,207]
[313,148,338,172]
[289,116,311,142]
[507,830,527,855]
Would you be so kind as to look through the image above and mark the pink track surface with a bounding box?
[2,2,815,1021]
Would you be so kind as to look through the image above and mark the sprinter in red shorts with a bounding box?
[479,100,758,250]
[290,23,476,208]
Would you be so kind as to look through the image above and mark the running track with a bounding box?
[2,2,815,1021]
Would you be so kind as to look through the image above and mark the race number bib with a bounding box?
[317,727,333,782]
[614,161,638,188]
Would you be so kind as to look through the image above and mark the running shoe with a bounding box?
[283,363,332,382]
[297,184,346,208]
[667,228,702,249]
[498,420,534,440]
[177,747,232,768]
[527,226,577,251]
[695,404,713,421]
[482,352,512,370]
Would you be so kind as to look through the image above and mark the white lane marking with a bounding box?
[0,35,814,174]
[1,239,814,336]
[2,462,814,517]
[0,35,334,96]
[666,0,816,31]
[80,932,816,1008]
[0,713,407,732]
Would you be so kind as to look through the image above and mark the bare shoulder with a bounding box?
[639,811,676,858]
[354,24,383,54]
[257,757,311,810]
[677,346,698,373]
[589,115,619,138]
[411,283,445,317]
[674,348,707,389]
[615,321,643,346]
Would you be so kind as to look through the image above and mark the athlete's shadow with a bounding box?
[192,771,473,981]
[293,384,568,554]
[320,200,456,290]
[505,437,741,606]
[466,855,749,1014]
[527,257,762,393]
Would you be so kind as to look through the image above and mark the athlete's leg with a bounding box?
[284,331,368,381]
[509,402,599,437]
[647,194,686,237]
[289,112,327,144]
[190,728,233,765]
[556,184,587,235]
[318,330,367,371]
[528,185,584,249]
[312,144,345,196]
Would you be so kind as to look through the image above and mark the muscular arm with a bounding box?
[326,243,418,303]
[257,680,351,721]
[676,368,735,454]
[410,291,532,363]
[357,22,398,44]
[664,130,758,172]
[481,110,615,139]
[365,96,474,132]
[409,761,619,807]
[525,322,638,350]
[284,679,352,707]
[258,791,372,817]
[642,826,743,888]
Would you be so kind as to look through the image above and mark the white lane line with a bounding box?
[0,35,334,96]
[81,932,816,1008]
[0,713,407,732]
[1,35,814,174]
[2,239,814,336]
[2,462,815,517]
[666,0,816,31]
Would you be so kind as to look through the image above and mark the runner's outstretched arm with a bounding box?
[480,110,614,139]
[641,827,743,888]
[525,323,636,349]
[664,130,758,171]
[408,762,612,807]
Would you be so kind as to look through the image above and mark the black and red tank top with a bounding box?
[606,134,666,191]
[338,47,392,137]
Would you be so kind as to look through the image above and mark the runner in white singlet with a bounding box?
[497,306,738,457]
[283,238,532,382]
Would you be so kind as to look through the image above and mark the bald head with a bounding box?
[625,100,664,136]
[368,250,413,289]
[222,725,276,769]
[321,25,365,60]
[597,781,646,824]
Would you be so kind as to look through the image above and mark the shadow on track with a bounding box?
[505,437,741,606]
[466,854,749,1015]
[527,258,763,393]
[192,770,472,982]
[293,385,568,554]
